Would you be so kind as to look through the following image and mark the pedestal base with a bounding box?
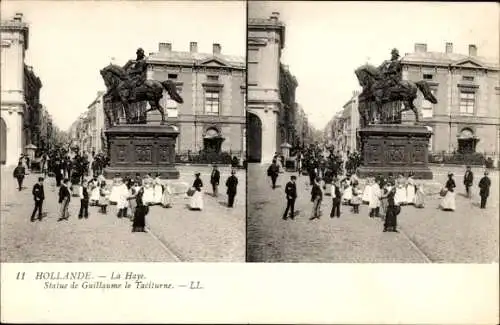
[103,124,180,180]
[357,124,433,180]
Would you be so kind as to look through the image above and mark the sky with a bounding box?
[249,1,499,130]
[1,0,246,130]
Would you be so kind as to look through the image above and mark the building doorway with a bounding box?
[0,118,6,165]
[203,128,224,154]
[247,112,262,162]
[457,128,479,154]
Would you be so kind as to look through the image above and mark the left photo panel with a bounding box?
[0,1,247,262]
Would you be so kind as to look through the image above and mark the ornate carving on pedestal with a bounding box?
[136,145,152,163]
[159,145,169,162]
[387,145,405,164]
[117,145,127,162]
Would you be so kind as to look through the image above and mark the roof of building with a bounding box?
[147,50,245,69]
[402,51,499,70]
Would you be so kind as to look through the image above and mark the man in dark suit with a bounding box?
[267,160,280,189]
[463,165,474,198]
[210,165,220,197]
[283,175,297,220]
[478,171,491,209]
[225,169,238,208]
[13,161,26,191]
[31,177,45,222]
[330,178,342,218]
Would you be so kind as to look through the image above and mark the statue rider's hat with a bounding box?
[136,48,144,54]
[391,48,400,57]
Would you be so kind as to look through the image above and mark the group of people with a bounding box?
[440,166,492,211]
[279,161,493,233]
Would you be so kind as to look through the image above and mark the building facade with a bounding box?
[1,13,29,165]
[402,43,499,158]
[147,41,246,159]
[326,91,360,154]
[247,12,285,163]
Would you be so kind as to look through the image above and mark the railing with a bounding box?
[428,152,497,168]
[175,151,245,166]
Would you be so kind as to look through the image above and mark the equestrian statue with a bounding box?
[355,48,437,127]
[100,48,184,126]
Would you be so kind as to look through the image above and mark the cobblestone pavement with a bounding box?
[247,163,498,263]
[1,166,245,262]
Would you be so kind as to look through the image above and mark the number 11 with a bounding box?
[16,272,25,280]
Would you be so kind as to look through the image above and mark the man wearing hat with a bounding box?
[283,175,297,220]
[463,165,474,198]
[210,164,220,197]
[31,177,45,222]
[478,171,491,209]
[225,169,238,208]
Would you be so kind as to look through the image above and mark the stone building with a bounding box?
[86,91,105,154]
[401,43,499,157]
[247,12,286,163]
[1,13,31,165]
[278,64,298,148]
[146,41,246,159]
[326,91,360,154]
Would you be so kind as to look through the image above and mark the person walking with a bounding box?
[267,160,280,189]
[330,178,342,218]
[383,180,399,232]
[478,171,491,209]
[132,186,148,233]
[440,172,456,211]
[31,177,45,222]
[310,177,323,220]
[225,169,238,208]
[210,165,220,197]
[78,180,89,219]
[282,175,297,220]
[463,166,474,198]
[189,172,204,211]
[13,161,26,191]
[58,179,71,221]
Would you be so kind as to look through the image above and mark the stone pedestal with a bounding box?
[280,142,292,159]
[103,124,180,179]
[357,124,433,179]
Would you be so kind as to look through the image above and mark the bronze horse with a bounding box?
[100,64,183,125]
[355,64,437,125]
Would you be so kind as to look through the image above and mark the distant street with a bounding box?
[1,166,245,262]
[247,164,499,263]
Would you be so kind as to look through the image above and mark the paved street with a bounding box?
[247,164,498,263]
[1,165,245,262]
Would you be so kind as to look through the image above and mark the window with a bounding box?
[463,76,474,82]
[421,89,436,118]
[204,90,220,115]
[168,73,177,80]
[459,91,475,115]
[423,74,433,80]
[207,75,218,82]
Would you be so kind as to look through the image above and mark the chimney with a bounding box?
[212,43,221,55]
[159,42,172,53]
[270,11,280,20]
[189,42,198,53]
[414,43,427,53]
[468,44,477,57]
[13,12,23,21]
[445,42,453,54]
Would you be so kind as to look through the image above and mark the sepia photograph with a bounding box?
[1,0,246,263]
[247,1,499,263]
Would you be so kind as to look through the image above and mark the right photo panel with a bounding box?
[246,1,499,263]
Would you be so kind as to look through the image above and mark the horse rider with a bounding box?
[116,48,148,101]
[374,48,403,94]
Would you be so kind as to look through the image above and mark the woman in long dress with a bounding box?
[406,172,416,205]
[142,174,155,206]
[161,181,173,208]
[383,181,399,232]
[394,174,407,205]
[414,183,425,208]
[362,177,372,204]
[440,173,456,211]
[132,187,148,232]
[152,174,163,205]
[89,177,101,206]
[189,172,204,211]
[341,178,353,205]
[108,176,121,204]
[369,179,381,218]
